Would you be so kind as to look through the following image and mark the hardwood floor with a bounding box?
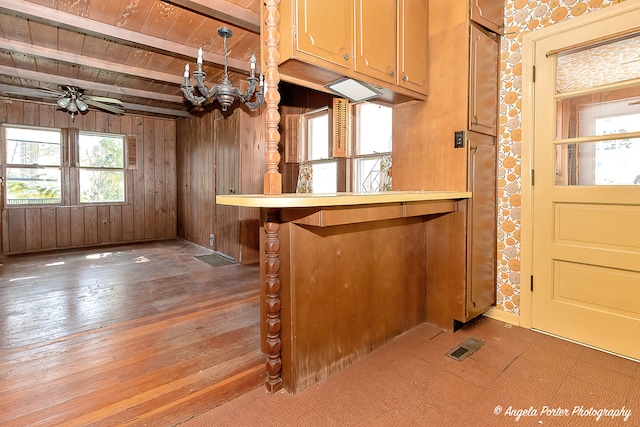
[0,239,264,426]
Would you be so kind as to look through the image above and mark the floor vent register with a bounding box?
[445,337,484,361]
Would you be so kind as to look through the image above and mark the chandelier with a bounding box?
[181,27,265,112]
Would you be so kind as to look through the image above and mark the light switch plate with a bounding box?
[454,130,465,148]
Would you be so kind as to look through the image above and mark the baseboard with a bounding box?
[483,307,522,327]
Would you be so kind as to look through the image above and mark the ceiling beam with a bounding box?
[0,37,187,86]
[0,89,190,119]
[0,84,190,118]
[166,0,260,33]
[0,0,252,74]
[0,64,185,103]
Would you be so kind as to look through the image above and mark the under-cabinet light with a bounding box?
[324,77,382,103]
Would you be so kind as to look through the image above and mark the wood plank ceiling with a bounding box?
[0,0,262,119]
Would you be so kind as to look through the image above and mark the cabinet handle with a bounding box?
[389,71,395,77]
[470,145,479,154]
[343,53,349,60]
[472,37,479,127]
[402,75,408,81]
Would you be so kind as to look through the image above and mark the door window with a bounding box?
[554,32,640,186]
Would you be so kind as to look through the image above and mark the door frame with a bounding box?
[519,0,640,329]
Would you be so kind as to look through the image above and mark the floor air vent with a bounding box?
[445,337,484,361]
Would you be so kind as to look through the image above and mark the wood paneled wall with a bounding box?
[176,107,266,264]
[0,100,177,255]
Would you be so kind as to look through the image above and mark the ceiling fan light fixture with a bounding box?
[57,97,71,109]
[75,98,88,112]
[66,101,78,113]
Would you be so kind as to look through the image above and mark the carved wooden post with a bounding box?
[263,0,283,392]
[264,209,282,392]
[263,0,282,196]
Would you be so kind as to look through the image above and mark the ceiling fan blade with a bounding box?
[0,85,62,98]
[83,98,125,115]
[86,95,123,105]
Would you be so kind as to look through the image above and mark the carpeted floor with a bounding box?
[179,317,640,427]
[194,252,236,267]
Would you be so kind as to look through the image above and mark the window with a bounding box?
[302,107,337,193]
[352,102,392,192]
[3,125,126,205]
[554,32,640,186]
[5,126,62,205]
[78,132,125,202]
[293,100,393,193]
[554,89,640,186]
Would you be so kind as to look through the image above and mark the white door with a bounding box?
[530,4,640,359]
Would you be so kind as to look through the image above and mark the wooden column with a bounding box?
[262,0,283,392]
[263,0,282,196]
[263,208,282,392]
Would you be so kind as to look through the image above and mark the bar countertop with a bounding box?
[215,190,471,208]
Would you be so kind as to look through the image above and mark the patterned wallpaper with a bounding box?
[497,0,627,315]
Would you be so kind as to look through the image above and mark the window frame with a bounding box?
[349,102,393,193]
[77,131,127,204]
[2,124,128,207]
[300,106,339,193]
[3,124,63,206]
[296,100,393,194]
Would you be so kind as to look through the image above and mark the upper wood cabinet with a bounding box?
[270,0,428,104]
[354,0,396,84]
[469,24,499,136]
[470,0,505,35]
[296,0,353,69]
[355,0,428,93]
[397,0,429,94]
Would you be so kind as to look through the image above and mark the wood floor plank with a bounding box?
[0,239,264,426]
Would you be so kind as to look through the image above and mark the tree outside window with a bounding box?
[4,126,62,205]
[78,133,125,203]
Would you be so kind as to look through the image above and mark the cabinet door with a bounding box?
[470,0,504,35]
[397,0,428,94]
[354,0,396,84]
[466,131,497,320]
[296,0,352,69]
[469,24,498,136]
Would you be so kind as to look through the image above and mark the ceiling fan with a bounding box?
[0,84,125,118]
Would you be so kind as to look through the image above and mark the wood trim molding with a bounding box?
[167,0,261,33]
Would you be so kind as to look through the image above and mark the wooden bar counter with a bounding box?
[217,191,471,394]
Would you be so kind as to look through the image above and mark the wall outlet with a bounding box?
[209,234,214,246]
[454,130,465,148]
